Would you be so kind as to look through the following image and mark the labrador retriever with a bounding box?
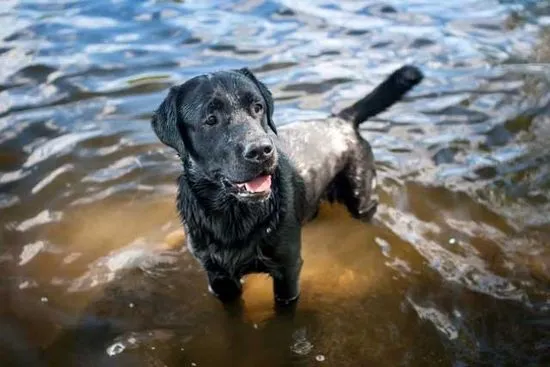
[151,65,423,305]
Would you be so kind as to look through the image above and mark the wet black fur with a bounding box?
[151,66,423,305]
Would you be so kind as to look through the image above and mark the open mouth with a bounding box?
[232,174,272,199]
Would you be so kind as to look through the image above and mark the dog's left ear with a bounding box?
[151,86,187,156]
[236,68,277,135]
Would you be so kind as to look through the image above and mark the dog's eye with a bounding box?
[253,103,263,114]
[205,115,218,126]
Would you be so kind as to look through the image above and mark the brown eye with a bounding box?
[253,103,263,114]
[205,115,218,126]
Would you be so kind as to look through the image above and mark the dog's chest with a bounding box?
[187,234,271,276]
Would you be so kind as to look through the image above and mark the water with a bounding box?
[1,0,549,366]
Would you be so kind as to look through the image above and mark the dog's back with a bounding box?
[278,65,423,221]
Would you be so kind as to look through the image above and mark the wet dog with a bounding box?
[151,65,422,305]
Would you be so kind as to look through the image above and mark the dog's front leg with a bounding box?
[272,257,303,306]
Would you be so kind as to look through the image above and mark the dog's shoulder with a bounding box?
[276,152,307,224]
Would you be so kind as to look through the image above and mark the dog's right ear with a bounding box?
[151,86,187,156]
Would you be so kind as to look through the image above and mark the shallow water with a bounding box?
[1,0,550,366]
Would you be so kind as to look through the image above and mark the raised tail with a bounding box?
[337,65,423,127]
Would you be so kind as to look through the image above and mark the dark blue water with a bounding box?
[1,1,549,366]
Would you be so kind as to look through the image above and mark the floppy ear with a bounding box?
[235,68,277,135]
[151,86,187,156]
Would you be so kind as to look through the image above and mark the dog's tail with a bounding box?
[336,65,423,128]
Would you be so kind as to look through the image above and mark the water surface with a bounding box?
[1,0,550,366]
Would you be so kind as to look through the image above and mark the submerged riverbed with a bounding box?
[1,0,549,366]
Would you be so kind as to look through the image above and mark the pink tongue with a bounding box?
[244,175,272,193]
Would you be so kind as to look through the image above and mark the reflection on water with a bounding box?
[1,0,549,366]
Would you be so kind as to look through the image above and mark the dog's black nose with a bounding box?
[243,140,274,163]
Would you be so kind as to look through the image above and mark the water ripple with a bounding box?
[23,130,101,168]
[1,0,549,365]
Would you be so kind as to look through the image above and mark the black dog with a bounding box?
[151,65,422,305]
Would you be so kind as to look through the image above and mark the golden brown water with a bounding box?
[1,1,550,366]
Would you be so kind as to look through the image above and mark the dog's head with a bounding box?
[152,68,278,202]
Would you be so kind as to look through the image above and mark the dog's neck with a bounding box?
[176,160,283,246]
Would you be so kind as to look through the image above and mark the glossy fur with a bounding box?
[151,65,423,305]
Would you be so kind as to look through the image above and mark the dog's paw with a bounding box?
[275,293,300,306]
[274,293,300,316]
[274,294,300,316]
[208,277,242,303]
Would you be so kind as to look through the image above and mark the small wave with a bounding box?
[24,131,101,168]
